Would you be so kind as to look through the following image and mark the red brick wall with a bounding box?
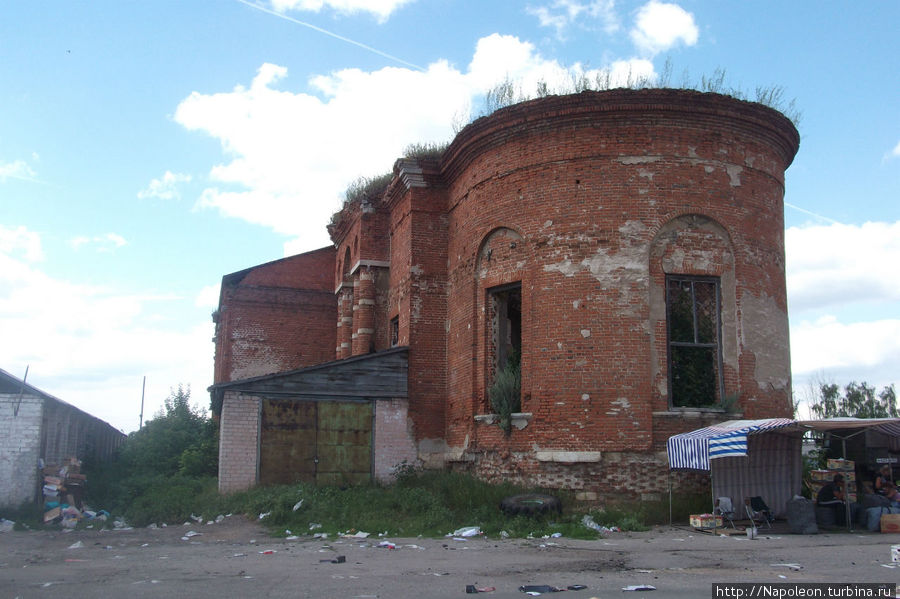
[321,90,798,495]
[214,247,337,383]
[434,90,798,492]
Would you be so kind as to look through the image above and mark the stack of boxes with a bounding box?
[41,457,86,524]
[689,514,724,530]
[810,458,856,503]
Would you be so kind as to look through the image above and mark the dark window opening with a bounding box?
[666,276,723,408]
[487,283,522,422]
[490,284,521,376]
[389,316,399,347]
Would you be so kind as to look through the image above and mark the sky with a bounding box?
[1,1,898,432]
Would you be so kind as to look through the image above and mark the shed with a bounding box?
[0,368,124,506]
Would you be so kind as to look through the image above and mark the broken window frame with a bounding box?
[665,275,724,409]
[389,316,399,347]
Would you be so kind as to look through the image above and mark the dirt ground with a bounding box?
[1,516,898,599]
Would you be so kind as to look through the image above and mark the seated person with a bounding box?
[881,481,900,507]
[817,473,847,524]
[874,464,893,495]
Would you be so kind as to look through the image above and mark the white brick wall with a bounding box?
[0,393,43,506]
[218,391,260,493]
[373,398,417,482]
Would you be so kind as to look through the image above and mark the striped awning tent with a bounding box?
[667,418,797,471]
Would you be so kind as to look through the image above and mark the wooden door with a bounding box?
[259,398,372,486]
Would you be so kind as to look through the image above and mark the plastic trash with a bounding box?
[771,563,803,571]
[449,526,482,537]
[622,585,656,591]
[293,500,304,511]
[215,514,225,523]
[582,514,603,531]
[258,511,271,520]
[378,541,396,549]
[519,585,563,594]
[309,523,323,530]
[68,541,84,549]
[0,519,14,533]
[320,555,345,563]
[343,530,370,538]
[467,585,496,593]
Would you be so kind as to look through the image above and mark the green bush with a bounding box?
[82,385,219,524]
[489,351,520,435]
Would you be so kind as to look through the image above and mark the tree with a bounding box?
[809,381,898,419]
[118,385,218,477]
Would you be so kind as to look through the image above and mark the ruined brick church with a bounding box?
[210,88,800,500]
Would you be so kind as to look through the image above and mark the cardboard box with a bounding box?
[827,459,854,471]
[690,514,723,529]
[811,470,832,482]
[881,514,900,534]
[43,507,61,523]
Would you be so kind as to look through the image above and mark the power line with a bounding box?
[235,0,426,72]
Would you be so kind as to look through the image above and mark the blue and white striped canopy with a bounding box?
[667,418,796,470]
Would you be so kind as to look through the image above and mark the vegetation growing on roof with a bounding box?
[330,172,393,227]
[402,141,449,161]
[474,62,801,127]
[330,63,799,232]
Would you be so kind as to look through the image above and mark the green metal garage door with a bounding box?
[259,398,373,486]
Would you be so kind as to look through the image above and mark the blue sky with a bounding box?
[1,0,898,432]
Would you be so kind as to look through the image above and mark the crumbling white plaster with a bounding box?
[535,450,602,463]
[740,291,791,391]
[618,156,662,165]
[543,259,580,277]
[725,164,743,186]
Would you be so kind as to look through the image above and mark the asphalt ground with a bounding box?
[1,516,898,598]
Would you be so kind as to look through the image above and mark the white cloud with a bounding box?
[787,220,900,393]
[786,221,900,312]
[790,316,900,397]
[0,227,214,432]
[138,170,192,201]
[0,159,37,182]
[891,140,900,158]
[528,0,619,38]
[630,0,698,57]
[70,233,128,253]
[0,224,44,262]
[175,35,657,254]
[269,0,414,21]
[195,283,221,309]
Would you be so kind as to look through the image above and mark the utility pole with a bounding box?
[139,376,146,430]
[13,365,29,417]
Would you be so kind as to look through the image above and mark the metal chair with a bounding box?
[745,496,774,528]
[714,497,737,528]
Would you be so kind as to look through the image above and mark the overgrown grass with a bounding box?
[473,62,801,127]
[75,468,709,538]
